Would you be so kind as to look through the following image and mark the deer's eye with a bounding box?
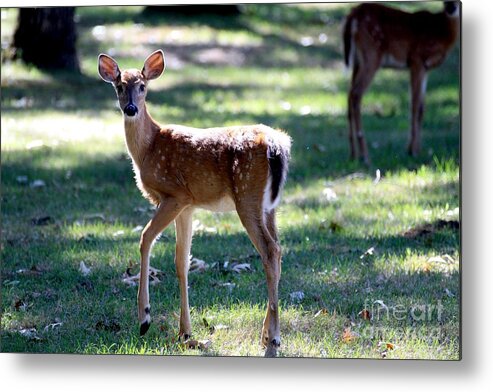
[139,84,145,92]
[116,85,123,94]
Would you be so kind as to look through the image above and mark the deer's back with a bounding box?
[138,124,290,209]
[350,4,458,69]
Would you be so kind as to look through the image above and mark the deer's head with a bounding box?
[98,50,165,118]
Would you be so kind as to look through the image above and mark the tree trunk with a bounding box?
[13,7,80,72]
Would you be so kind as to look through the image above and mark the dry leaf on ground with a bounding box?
[358,309,372,320]
[231,263,251,273]
[79,261,91,276]
[289,291,305,303]
[342,327,358,343]
[189,257,208,273]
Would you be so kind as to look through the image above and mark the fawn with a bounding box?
[343,1,460,164]
[98,50,291,357]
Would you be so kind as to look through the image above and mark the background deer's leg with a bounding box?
[409,64,427,156]
[237,205,281,357]
[174,206,194,340]
[138,198,185,336]
[348,52,381,165]
[348,62,360,161]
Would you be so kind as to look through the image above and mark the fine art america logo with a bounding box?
[353,299,448,341]
[363,299,444,322]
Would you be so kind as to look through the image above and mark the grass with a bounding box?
[1,3,460,359]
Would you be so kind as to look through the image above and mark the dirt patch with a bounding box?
[403,219,460,238]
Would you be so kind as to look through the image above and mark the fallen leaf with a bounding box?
[359,309,372,321]
[122,277,137,286]
[82,213,106,222]
[77,234,97,243]
[322,187,337,202]
[422,261,432,274]
[79,261,91,276]
[30,179,46,188]
[131,225,143,233]
[231,263,251,273]
[373,300,388,310]
[289,291,305,303]
[342,327,358,343]
[14,299,28,311]
[378,341,395,358]
[16,175,28,184]
[445,288,455,298]
[18,328,41,341]
[314,308,328,318]
[360,247,376,259]
[189,257,208,273]
[16,265,43,276]
[214,282,236,294]
[43,322,63,332]
[374,169,381,184]
[428,254,455,264]
[113,230,125,237]
[184,339,212,350]
[122,265,162,286]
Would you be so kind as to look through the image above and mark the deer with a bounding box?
[343,1,460,164]
[98,50,291,357]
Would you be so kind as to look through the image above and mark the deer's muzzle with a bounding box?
[124,103,138,117]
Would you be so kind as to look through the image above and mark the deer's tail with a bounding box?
[343,14,355,69]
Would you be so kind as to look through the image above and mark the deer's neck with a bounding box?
[123,105,160,169]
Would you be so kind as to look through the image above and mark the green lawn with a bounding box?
[1,3,460,358]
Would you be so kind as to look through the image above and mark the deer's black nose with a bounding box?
[124,104,138,116]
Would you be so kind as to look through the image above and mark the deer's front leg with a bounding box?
[174,207,194,340]
[138,198,185,336]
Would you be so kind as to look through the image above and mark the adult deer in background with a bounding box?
[98,50,291,357]
[343,1,460,164]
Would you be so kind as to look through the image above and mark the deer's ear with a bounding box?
[142,50,165,80]
[98,54,120,83]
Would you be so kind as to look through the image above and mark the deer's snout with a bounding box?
[124,103,138,117]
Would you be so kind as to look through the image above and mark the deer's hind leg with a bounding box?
[236,204,282,357]
[408,63,428,157]
[348,49,381,165]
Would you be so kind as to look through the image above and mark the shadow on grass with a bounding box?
[1,213,459,354]
[75,3,347,69]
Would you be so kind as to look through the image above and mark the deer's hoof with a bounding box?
[264,341,280,358]
[140,320,150,336]
[179,333,191,342]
